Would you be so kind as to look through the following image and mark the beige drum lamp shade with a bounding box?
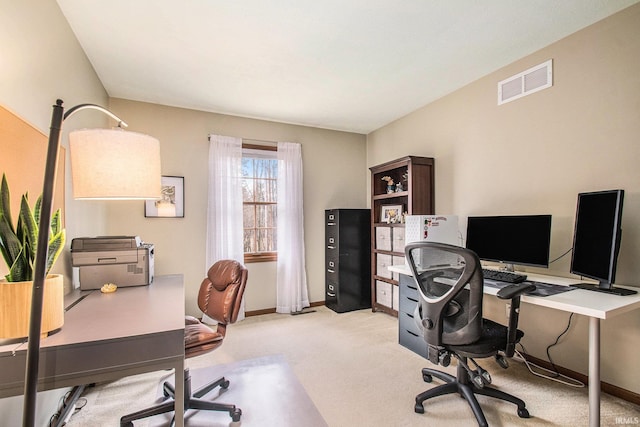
[69,128,161,200]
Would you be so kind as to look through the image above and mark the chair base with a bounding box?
[120,368,241,426]
[414,364,529,427]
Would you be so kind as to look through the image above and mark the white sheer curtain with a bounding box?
[206,134,244,318]
[276,142,310,313]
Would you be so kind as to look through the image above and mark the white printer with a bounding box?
[71,236,154,290]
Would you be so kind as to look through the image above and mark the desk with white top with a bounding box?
[389,265,640,427]
[0,274,186,426]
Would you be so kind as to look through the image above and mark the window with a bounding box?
[242,145,277,262]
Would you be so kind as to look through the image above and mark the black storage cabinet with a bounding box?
[325,209,371,313]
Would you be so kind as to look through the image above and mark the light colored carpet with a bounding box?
[67,306,639,426]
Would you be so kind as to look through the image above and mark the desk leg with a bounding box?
[589,317,600,427]
[174,360,185,427]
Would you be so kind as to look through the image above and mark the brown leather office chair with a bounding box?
[121,260,248,426]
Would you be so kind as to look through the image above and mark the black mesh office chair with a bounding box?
[405,242,534,427]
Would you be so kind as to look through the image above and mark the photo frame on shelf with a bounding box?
[145,175,184,218]
[380,204,403,224]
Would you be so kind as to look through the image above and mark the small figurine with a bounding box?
[381,176,395,193]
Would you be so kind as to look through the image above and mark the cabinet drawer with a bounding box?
[399,307,421,336]
[392,229,405,253]
[391,256,405,281]
[376,254,392,279]
[399,292,420,315]
[399,311,427,356]
[376,227,392,251]
[376,280,393,307]
[392,286,399,311]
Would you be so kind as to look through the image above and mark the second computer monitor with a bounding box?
[465,215,552,269]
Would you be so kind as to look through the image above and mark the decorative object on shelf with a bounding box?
[381,175,395,193]
[381,204,403,223]
[395,182,403,192]
[0,174,66,339]
[145,175,184,218]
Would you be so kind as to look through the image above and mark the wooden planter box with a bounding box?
[0,274,64,339]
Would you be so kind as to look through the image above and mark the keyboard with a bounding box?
[482,268,527,283]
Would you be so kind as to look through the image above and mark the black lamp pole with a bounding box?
[22,99,64,427]
[22,99,128,427]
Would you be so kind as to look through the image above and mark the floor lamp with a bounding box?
[22,99,161,427]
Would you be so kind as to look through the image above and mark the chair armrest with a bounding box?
[496,283,536,300]
[185,315,201,325]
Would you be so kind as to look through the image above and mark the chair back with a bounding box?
[198,260,248,325]
[405,242,484,349]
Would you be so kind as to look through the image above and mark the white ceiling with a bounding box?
[57,1,638,134]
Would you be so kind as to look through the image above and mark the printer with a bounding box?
[71,236,154,290]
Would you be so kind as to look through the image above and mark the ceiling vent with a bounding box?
[498,59,553,105]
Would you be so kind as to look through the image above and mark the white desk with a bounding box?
[389,265,640,427]
[0,274,186,426]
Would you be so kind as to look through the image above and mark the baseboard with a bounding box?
[520,352,640,405]
[245,301,325,317]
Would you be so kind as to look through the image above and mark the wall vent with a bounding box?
[498,59,553,105]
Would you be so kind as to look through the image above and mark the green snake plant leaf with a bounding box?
[51,208,62,236]
[34,195,42,230]
[0,211,22,279]
[0,174,15,236]
[19,194,38,264]
[46,226,65,275]
[7,241,30,282]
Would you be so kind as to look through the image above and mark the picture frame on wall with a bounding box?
[380,204,403,223]
[145,175,184,218]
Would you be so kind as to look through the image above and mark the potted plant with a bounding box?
[0,173,66,339]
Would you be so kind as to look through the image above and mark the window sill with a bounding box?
[244,253,277,263]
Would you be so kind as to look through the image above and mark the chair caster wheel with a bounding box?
[495,354,509,369]
[422,373,432,383]
[221,379,230,389]
[414,402,425,414]
[517,407,530,418]
[472,374,485,388]
[231,408,242,422]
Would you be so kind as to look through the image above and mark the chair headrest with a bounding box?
[207,260,245,291]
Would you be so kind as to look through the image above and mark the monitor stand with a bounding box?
[572,283,637,296]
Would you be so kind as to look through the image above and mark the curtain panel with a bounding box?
[206,134,245,319]
[276,141,310,313]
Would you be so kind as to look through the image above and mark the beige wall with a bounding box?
[367,4,640,394]
[0,0,112,424]
[105,99,367,316]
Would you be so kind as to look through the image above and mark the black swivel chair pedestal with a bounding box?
[405,242,534,427]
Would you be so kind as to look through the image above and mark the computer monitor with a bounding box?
[465,215,552,270]
[570,189,635,295]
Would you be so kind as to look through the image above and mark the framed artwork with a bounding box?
[145,175,184,218]
[380,204,403,223]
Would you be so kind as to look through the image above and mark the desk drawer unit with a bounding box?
[325,209,371,313]
[398,274,427,356]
